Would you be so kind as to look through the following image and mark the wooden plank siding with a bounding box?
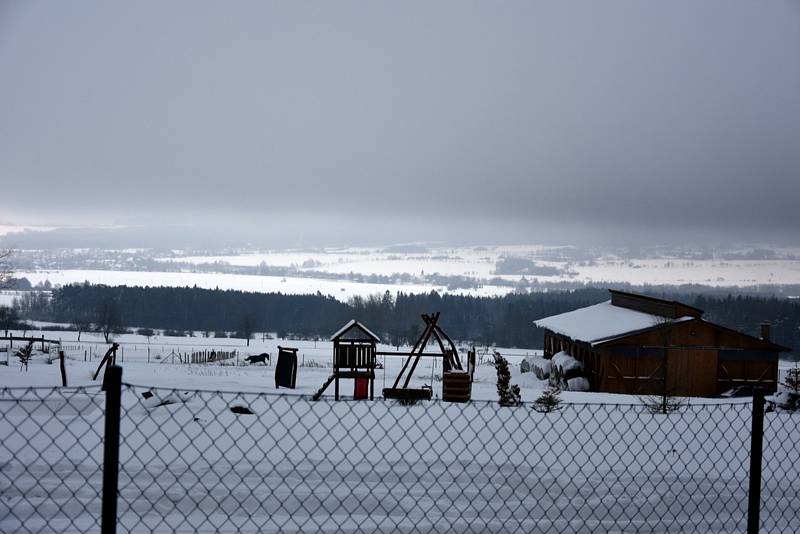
[597,351,665,395]
[543,318,783,397]
[598,319,780,395]
[609,290,703,320]
[334,342,376,369]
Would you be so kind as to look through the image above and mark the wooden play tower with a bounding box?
[313,320,379,400]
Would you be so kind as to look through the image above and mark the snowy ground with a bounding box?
[12,244,800,304]
[17,269,512,301]
[2,330,799,533]
[0,328,543,401]
[573,258,800,287]
[157,245,800,287]
[3,328,797,400]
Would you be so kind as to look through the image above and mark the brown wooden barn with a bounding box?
[534,290,790,397]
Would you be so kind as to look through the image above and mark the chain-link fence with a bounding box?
[0,385,106,533]
[761,407,800,533]
[1,368,799,533]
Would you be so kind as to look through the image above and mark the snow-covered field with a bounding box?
[17,270,512,301]
[0,328,541,400]
[573,258,800,287]
[2,330,799,533]
[6,327,796,402]
[11,245,800,305]
[0,224,56,236]
[157,245,800,287]
[168,250,499,278]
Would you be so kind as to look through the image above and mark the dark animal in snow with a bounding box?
[245,353,270,365]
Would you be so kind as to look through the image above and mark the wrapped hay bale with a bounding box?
[567,377,590,392]
[530,357,552,380]
[552,351,582,378]
[550,351,585,389]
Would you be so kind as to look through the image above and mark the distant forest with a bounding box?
[10,283,800,354]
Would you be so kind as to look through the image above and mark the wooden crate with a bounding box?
[442,372,471,403]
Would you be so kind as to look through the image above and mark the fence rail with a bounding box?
[57,344,240,365]
[1,368,799,533]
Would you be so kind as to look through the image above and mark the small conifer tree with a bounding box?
[778,362,800,411]
[494,352,521,407]
[533,386,563,413]
[641,317,685,414]
[15,340,34,372]
[783,363,800,393]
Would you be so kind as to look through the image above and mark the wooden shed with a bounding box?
[534,290,790,397]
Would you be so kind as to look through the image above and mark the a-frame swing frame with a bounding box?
[382,313,463,400]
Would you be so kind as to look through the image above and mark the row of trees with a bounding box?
[0,249,13,289]
[10,282,800,351]
[0,249,18,336]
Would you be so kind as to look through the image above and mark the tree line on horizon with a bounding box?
[7,283,800,353]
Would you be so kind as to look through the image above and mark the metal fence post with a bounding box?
[747,390,765,534]
[102,365,122,534]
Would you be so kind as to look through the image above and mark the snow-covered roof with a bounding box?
[534,300,693,345]
[329,319,380,342]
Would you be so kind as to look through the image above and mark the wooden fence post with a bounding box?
[59,350,67,387]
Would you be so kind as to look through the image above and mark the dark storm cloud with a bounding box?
[0,1,798,245]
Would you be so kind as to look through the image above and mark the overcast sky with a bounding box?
[0,1,798,247]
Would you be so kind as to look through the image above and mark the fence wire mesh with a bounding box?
[1,382,799,533]
[761,410,800,533]
[0,386,106,533]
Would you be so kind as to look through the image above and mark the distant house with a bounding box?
[534,290,790,396]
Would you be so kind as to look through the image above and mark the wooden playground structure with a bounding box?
[314,320,379,401]
[383,313,475,403]
[314,314,475,402]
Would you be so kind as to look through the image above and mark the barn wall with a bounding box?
[599,320,779,395]
[544,320,781,396]
[717,351,778,394]
[596,349,663,395]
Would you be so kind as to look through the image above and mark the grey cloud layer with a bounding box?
[0,1,798,243]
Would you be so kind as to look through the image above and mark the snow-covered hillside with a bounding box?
[9,244,800,304]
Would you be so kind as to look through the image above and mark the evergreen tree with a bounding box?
[11,282,800,353]
[533,386,563,413]
[15,340,34,372]
[494,352,521,407]
[783,364,800,393]
[0,305,18,336]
